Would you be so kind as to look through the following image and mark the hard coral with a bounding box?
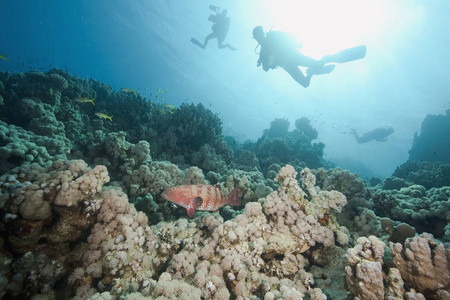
[345,233,450,299]
[389,233,450,296]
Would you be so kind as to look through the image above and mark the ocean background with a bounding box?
[2,0,450,177]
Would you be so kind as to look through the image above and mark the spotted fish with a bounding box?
[161,184,240,218]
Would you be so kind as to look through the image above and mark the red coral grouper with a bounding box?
[162,184,240,218]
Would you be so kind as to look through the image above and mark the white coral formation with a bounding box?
[345,233,450,299]
[389,233,450,294]
[54,163,109,207]
[1,159,109,220]
[345,236,386,300]
[63,164,349,298]
[264,166,347,250]
[313,167,368,200]
[6,156,449,300]
[122,161,184,196]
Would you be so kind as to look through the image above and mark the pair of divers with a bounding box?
[190,6,366,87]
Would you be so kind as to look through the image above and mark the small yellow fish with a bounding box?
[164,104,175,109]
[74,97,95,105]
[0,54,7,61]
[121,87,137,95]
[155,88,167,100]
[95,112,113,122]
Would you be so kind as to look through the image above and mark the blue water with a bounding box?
[2,0,450,177]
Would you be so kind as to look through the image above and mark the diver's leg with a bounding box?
[292,52,322,68]
[293,52,335,75]
[350,129,362,143]
[216,34,227,49]
[203,33,216,48]
[282,65,312,88]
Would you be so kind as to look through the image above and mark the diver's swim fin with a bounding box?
[190,38,205,49]
[325,45,367,64]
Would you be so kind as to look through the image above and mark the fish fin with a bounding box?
[187,197,203,218]
[186,208,196,218]
[193,197,203,208]
[227,187,240,206]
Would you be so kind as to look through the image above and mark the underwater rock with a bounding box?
[408,109,450,163]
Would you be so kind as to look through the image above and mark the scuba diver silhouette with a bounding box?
[351,127,394,143]
[252,26,366,88]
[191,5,236,51]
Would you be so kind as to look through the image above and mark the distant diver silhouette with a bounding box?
[252,26,366,87]
[351,127,394,143]
[191,5,236,51]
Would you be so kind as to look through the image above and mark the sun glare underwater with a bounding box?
[266,0,389,57]
[0,0,450,299]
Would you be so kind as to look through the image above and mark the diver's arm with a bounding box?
[257,48,272,71]
[257,56,270,71]
[257,59,262,67]
[208,14,217,22]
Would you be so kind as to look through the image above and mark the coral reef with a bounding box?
[371,184,450,240]
[242,117,328,176]
[408,109,450,163]
[1,69,450,299]
[345,233,450,299]
[392,160,450,189]
[0,160,346,299]
[0,70,231,175]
